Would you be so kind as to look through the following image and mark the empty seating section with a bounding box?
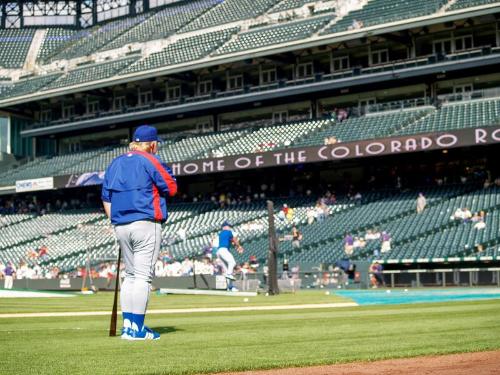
[270,0,312,12]
[0,203,218,270]
[122,28,238,74]
[102,0,220,51]
[59,130,246,175]
[165,197,314,259]
[3,186,500,271]
[0,73,62,100]
[321,0,447,35]
[0,213,34,227]
[1,217,113,269]
[48,15,151,61]
[286,185,488,264]
[0,29,35,68]
[215,15,332,55]
[59,146,128,175]
[181,0,279,32]
[158,130,247,162]
[213,119,330,156]
[37,28,77,63]
[43,57,138,91]
[397,99,500,135]
[0,211,101,250]
[2,99,499,185]
[295,109,430,146]
[449,0,500,10]
[0,151,98,186]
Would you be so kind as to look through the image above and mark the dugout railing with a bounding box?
[381,267,500,288]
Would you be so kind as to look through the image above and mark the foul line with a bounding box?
[0,302,358,319]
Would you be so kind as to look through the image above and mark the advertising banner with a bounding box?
[15,177,54,192]
[50,126,500,189]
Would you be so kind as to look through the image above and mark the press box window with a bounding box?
[228,75,243,90]
[87,101,99,113]
[62,105,75,119]
[297,62,313,78]
[167,85,181,100]
[332,56,349,71]
[113,96,126,110]
[371,50,388,65]
[139,90,153,105]
[40,110,52,122]
[455,35,473,51]
[198,80,212,95]
[261,69,277,84]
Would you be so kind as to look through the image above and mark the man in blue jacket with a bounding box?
[102,125,177,340]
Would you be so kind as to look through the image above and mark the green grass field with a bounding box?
[1,291,500,375]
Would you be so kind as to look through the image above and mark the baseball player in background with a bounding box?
[216,221,244,292]
[102,125,177,340]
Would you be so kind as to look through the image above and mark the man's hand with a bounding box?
[237,246,244,254]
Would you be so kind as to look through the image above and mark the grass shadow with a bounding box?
[151,326,181,334]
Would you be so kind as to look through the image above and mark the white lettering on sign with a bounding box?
[436,134,457,148]
[492,129,500,141]
[234,157,251,169]
[330,146,350,159]
[365,142,385,155]
[475,128,487,143]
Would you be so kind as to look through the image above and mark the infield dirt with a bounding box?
[220,350,500,375]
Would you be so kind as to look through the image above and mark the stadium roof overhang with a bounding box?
[20,51,500,137]
[1,3,499,110]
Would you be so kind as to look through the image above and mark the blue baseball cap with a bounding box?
[132,125,162,142]
[221,221,232,228]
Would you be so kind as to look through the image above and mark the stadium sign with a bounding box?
[170,127,500,176]
[15,177,54,193]
[54,126,500,188]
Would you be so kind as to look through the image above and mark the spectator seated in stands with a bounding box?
[462,207,473,222]
[365,228,381,240]
[380,231,392,253]
[27,248,38,260]
[180,257,193,275]
[291,226,303,249]
[473,211,487,230]
[344,232,354,256]
[353,236,366,249]
[324,136,338,145]
[38,245,49,261]
[278,204,289,221]
[315,200,328,221]
[249,255,259,273]
[416,192,427,213]
[306,207,316,225]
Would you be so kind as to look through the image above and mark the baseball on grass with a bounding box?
[325,291,330,295]
[243,298,249,302]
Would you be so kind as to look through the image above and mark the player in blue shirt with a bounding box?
[216,221,243,292]
[102,125,177,341]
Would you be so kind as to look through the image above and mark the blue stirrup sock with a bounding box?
[131,314,145,332]
[122,312,133,329]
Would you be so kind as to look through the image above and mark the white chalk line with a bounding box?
[0,302,358,319]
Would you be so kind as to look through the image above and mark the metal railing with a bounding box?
[381,267,500,288]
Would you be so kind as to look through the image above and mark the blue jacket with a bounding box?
[101,150,177,225]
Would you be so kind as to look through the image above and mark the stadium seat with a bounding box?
[0,29,35,68]
[321,0,448,35]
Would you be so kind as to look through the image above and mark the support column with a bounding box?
[92,0,98,26]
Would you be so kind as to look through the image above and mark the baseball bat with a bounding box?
[109,241,122,337]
